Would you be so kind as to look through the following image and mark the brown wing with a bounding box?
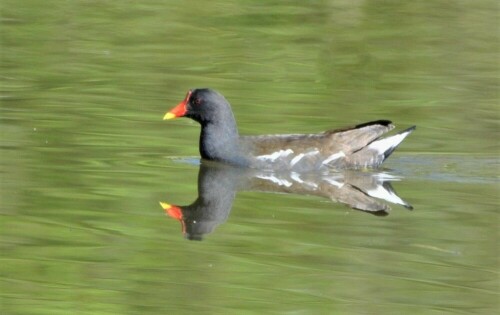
[323,120,394,154]
[241,120,394,156]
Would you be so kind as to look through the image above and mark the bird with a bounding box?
[159,163,413,240]
[163,88,415,172]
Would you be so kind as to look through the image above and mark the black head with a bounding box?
[164,88,233,125]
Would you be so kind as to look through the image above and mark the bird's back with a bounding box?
[240,120,413,171]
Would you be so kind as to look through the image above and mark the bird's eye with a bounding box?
[193,97,202,106]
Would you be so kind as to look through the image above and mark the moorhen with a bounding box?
[163,88,415,171]
[159,163,413,240]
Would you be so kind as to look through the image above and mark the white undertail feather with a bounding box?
[366,185,410,208]
[368,128,414,155]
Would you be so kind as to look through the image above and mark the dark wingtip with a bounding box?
[371,210,390,217]
[400,125,417,134]
[404,204,414,210]
[355,120,393,129]
[352,207,389,216]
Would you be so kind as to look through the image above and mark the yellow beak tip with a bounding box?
[163,112,176,120]
[159,202,171,209]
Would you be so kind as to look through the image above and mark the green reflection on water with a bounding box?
[1,0,498,314]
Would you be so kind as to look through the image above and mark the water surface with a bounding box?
[1,1,498,314]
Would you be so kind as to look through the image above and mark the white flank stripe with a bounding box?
[368,132,409,154]
[257,149,294,162]
[290,172,303,183]
[322,151,345,165]
[322,176,344,188]
[374,173,402,181]
[291,173,318,189]
[256,174,292,187]
[290,153,305,167]
[290,149,320,167]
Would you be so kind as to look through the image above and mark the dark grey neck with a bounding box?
[199,115,249,167]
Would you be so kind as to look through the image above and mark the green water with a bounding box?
[1,1,498,314]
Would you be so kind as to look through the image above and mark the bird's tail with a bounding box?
[367,125,416,160]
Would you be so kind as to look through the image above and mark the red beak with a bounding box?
[163,90,192,120]
[159,201,186,234]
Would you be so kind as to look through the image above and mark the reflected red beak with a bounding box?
[163,90,192,120]
[159,202,183,220]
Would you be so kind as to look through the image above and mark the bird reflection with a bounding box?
[160,162,413,240]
